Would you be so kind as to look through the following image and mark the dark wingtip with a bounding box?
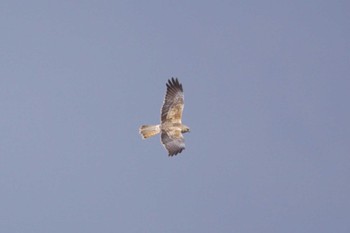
[168,148,185,157]
[166,77,183,92]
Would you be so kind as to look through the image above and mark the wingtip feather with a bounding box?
[166,77,183,92]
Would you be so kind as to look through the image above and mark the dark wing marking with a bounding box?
[161,77,184,124]
[161,131,185,156]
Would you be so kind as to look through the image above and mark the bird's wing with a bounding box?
[161,78,184,124]
[161,130,185,156]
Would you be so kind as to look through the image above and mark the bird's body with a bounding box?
[139,78,190,156]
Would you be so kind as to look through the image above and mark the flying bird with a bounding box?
[139,78,190,156]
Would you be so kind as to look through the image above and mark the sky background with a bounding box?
[1,1,349,232]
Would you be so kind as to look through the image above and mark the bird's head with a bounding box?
[181,125,190,134]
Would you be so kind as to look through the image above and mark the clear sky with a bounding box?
[1,1,349,232]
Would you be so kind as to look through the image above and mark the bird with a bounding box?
[139,78,190,156]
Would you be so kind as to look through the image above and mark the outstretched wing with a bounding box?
[161,78,184,124]
[161,131,185,156]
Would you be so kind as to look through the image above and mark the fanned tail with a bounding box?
[139,125,161,139]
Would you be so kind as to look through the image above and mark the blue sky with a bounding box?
[1,1,349,232]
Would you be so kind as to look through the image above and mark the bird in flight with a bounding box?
[139,78,190,156]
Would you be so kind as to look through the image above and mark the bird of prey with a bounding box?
[139,78,190,156]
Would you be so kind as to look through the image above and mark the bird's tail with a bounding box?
[139,125,161,139]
